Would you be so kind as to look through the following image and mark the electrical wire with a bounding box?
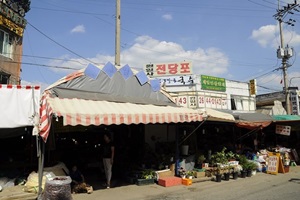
[4,60,79,70]
[28,1,275,70]
[27,21,97,65]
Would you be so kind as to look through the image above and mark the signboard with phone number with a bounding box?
[174,95,228,109]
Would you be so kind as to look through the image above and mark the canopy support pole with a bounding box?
[179,117,209,146]
[236,126,261,141]
[175,124,179,176]
[37,136,45,199]
[175,117,208,176]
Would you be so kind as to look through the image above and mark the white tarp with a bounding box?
[0,85,40,128]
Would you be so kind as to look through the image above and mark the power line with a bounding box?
[27,21,97,65]
[4,60,79,70]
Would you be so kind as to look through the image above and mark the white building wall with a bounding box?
[161,75,256,112]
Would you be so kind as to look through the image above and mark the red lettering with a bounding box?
[156,64,166,75]
[168,63,178,74]
[180,62,191,73]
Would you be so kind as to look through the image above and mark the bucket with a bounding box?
[181,145,189,155]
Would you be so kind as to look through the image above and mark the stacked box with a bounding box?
[158,177,182,187]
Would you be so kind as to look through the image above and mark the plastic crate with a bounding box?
[158,177,182,187]
[182,178,192,186]
[136,178,155,186]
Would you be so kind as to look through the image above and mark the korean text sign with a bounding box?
[144,62,192,77]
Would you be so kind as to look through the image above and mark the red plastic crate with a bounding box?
[158,177,182,187]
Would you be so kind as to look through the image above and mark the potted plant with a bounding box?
[212,166,223,182]
[179,167,187,178]
[246,161,257,177]
[211,147,228,166]
[136,169,156,186]
[230,165,240,180]
[197,154,206,169]
[223,165,230,181]
[226,151,239,161]
[238,155,248,178]
[186,171,194,179]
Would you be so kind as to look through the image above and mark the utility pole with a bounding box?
[273,0,299,114]
[115,0,121,66]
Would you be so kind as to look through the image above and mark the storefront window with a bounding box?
[0,29,13,58]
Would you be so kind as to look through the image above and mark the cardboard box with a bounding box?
[193,171,206,178]
[157,170,174,178]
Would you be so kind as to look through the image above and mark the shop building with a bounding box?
[0,0,30,84]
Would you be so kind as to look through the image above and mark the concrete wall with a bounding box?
[162,75,256,111]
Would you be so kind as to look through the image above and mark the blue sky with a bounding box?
[21,0,300,94]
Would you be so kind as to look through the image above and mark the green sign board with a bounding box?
[201,75,226,91]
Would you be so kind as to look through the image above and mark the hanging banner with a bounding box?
[249,79,256,95]
[0,84,40,128]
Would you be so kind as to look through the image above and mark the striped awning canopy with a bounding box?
[39,95,203,142]
[39,63,204,142]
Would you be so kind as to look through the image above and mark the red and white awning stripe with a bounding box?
[39,94,53,142]
[39,96,203,142]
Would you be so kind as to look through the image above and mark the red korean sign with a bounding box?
[145,62,192,77]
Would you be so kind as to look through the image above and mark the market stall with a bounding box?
[37,62,203,197]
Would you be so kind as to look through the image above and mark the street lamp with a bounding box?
[289,77,300,87]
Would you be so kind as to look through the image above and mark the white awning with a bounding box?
[199,108,235,122]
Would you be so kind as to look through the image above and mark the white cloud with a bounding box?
[250,25,277,48]
[120,36,229,75]
[162,14,172,21]
[46,35,229,78]
[251,24,300,48]
[70,25,86,33]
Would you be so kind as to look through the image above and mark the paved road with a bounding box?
[72,167,300,200]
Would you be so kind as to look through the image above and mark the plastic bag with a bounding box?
[23,172,45,193]
[43,176,72,200]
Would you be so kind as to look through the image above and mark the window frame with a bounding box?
[0,29,13,59]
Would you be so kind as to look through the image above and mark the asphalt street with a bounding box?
[71,166,300,200]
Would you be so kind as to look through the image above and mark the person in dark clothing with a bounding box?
[102,132,115,189]
[69,165,85,188]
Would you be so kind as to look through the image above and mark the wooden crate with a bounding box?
[193,171,206,178]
